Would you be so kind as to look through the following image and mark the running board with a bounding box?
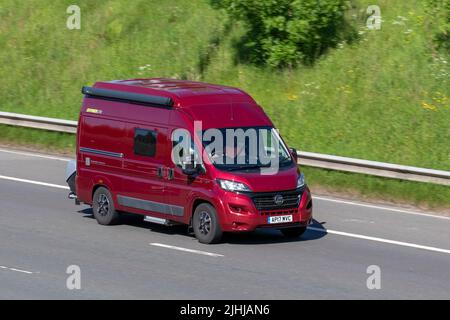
[144,216,176,226]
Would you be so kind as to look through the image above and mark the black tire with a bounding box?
[67,172,76,194]
[92,187,120,225]
[280,226,307,238]
[192,203,222,244]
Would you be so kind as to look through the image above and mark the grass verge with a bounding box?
[0,125,75,154]
[302,167,450,212]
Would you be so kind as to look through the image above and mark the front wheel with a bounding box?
[193,204,223,244]
[280,226,307,238]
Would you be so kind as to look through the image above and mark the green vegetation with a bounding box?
[204,0,450,172]
[424,0,450,52]
[0,0,448,208]
[0,0,227,120]
[0,125,75,151]
[302,167,450,210]
[209,0,354,67]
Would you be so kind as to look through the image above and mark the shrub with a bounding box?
[424,0,450,53]
[210,0,351,67]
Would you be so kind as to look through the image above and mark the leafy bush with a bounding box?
[425,0,450,53]
[210,0,352,67]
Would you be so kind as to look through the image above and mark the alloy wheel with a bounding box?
[198,211,211,235]
[97,194,109,216]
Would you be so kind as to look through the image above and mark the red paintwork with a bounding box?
[76,78,312,232]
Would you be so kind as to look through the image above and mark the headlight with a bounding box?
[217,179,251,192]
[297,172,306,188]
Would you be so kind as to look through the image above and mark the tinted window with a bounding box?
[134,128,157,157]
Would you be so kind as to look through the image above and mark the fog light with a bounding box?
[229,204,247,213]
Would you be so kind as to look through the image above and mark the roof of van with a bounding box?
[84,78,273,129]
[92,78,256,107]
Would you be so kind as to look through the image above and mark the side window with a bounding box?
[134,128,157,157]
[172,138,184,167]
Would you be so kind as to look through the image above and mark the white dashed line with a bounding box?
[150,243,224,257]
[0,166,448,256]
[0,148,71,162]
[313,195,450,220]
[0,265,37,274]
[0,175,69,190]
[0,147,447,220]
[308,227,450,255]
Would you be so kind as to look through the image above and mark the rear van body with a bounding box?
[69,78,312,243]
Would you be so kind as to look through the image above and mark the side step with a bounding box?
[144,216,176,226]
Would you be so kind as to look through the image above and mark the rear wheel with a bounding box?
[193,204,222,244]
[92,187,120,225]
[280,226,307,238]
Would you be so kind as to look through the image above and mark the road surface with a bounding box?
[0,147,449,299]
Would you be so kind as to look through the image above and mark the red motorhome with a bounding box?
[66,78,312,243]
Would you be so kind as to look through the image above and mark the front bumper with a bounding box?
[217,186,313,232]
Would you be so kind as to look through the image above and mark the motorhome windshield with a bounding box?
[202,126,293,171]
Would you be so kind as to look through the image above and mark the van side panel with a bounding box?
[76,115,126,205]
[117,121,170,219]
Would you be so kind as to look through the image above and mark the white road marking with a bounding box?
[343,218,375,224]
[150,243,224,257]
[313,195,450,220]
[307,227,450,255]
[0,265,36,274]
[0,171,449,255]
[0,147,448,220]
[0,148,71,162]
[0,175,69,190]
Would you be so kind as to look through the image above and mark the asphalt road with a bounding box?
[0,147,449,299]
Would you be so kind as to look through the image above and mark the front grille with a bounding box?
[260,208,298,216]
[250,188,303,212]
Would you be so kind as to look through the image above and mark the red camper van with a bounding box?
[66,79,312,243]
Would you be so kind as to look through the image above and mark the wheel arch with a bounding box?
[190,198,215,225]
[92,184,108,200]
[89,175,114,201]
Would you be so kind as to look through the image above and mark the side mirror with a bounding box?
[181,154,201,176]
[289,148,298,164]
[182,166,199,176]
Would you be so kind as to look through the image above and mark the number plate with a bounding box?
[268,215,293,224]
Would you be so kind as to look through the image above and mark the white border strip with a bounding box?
[0,175,69,190]
[308,227,450,254]
[0,265,36,274]
[150,243,224,257]
[0,171,447,220]
[0,148,71,162]
[313,195,450,220]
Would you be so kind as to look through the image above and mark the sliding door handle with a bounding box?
[167,168,174,180]
[157,167,164,178]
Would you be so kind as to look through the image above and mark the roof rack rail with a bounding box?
[81,86,174,108]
